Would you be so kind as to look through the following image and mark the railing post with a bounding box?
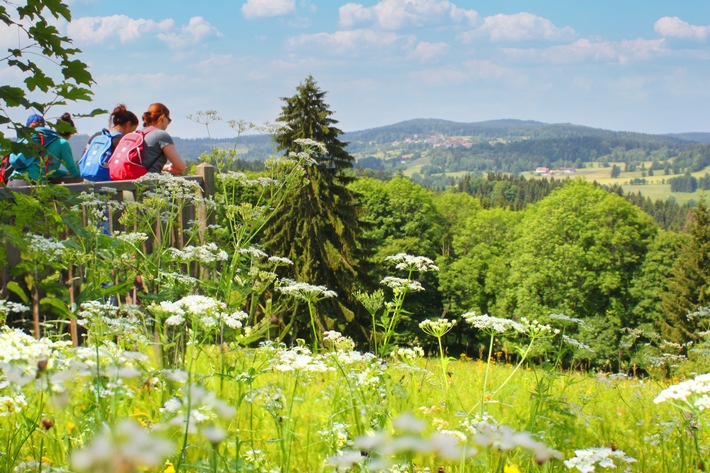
[195,163,216,243]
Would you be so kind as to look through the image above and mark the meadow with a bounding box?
[0,141,708,473]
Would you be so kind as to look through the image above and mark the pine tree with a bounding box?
[263,76,369,341]
[659,202,710,342]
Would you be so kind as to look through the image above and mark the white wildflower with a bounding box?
[463,313,524,334]
[385,253,439,273]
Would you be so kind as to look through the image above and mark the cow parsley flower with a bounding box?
[654,372,710,409]
[385,253,439,273]
[564,447,636,472]
[276,279,337,301]
[463,313,524,334]
[419,318,456,338]
[380,277,424,293]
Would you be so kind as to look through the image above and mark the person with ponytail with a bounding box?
[139,103,186,175]
[85,104,139,151]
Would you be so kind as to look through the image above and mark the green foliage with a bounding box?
[262,76,369,341]
[659,201,710,343]
[1,0,94,155]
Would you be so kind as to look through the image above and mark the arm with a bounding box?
[161,144,186,175]
[60,140,81,177]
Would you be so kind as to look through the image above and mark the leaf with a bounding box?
[74,108,109,118]
[40,296,72,319]
[61,59,93,86]
[0,86,31,108]
[6,281,29,304]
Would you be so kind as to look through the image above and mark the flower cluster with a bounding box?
[323,330,356,351]
[563,447,637,472]
[158,296,247,330]
[72,420,174,472]
[26,234,66,260]
[518,317,557,338]
[276,279,337,301]
[390,346,425,364]
[380,276,424,293]
[653,372,710,411]
[419,318,457,338]
[463,313,524,334]
[113,231,149,246]
[385,253,439,273]
[166,243,228,264]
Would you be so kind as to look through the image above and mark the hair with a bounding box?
[110,104,139,128]
[142,103,170,127]
[58,112,76,137]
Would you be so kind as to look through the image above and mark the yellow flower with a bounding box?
[164,461,176,473]
[504,465,521,473]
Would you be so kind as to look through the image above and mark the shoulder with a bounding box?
[144,128,174,146]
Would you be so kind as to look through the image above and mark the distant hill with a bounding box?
[68,119,708,179]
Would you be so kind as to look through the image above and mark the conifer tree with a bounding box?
[263,76,368,341]
[659,202,710,342]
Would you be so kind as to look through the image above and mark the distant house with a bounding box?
[535,167,550,174]
[559,167,577,173]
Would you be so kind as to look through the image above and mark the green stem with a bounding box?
[491,338,534,398]
[307,301,319,354]
[481,334,495,416]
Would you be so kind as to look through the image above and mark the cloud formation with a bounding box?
[68,15,221,50]
[242,0,295,19]
[287,29,413,55]
[654,16,710,41]
[502,38,666,65]
[158,16,222,49]
[409,41,450,62]
[339,0,477,30]
[462,12,575,43]
[68,15,174,43]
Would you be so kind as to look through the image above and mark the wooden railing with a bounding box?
[1,163,217,340]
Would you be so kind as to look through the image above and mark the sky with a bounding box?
[5,0,710,138]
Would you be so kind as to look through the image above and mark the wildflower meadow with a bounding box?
[1,128,708,473]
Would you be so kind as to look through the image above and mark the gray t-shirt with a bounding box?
[142,128,174,173]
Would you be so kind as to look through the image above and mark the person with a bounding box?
[7,113,80,187]
[85,104,139,152]
[139,103,186,175]
[57,112,76,140]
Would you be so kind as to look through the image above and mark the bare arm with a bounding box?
[161,144,186,175]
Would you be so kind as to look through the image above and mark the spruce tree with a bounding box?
[659,202,710,343]
[263,75,368,341]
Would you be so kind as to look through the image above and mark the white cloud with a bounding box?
[409,41,450,62]
[287,29,413,55]
[654,16,710,41]
[339,3,374,28]
[502,38,666,65]
[461,12,575,43]
[242,0,295,19]
[339,0,477,30]
[68,15,173,43]
[158,16,222,49]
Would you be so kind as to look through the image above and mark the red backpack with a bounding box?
[107,127,157,181]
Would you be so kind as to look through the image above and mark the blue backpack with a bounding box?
[79,129,122,182]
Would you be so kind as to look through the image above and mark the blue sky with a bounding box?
[6,0,710,138]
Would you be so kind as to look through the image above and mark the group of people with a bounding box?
[5,103,186,188]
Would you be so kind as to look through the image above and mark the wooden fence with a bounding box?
[1,163,216,342]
